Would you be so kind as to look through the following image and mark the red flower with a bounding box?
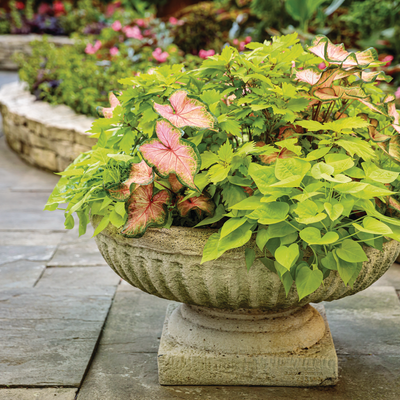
[15,1,25,10]
[53,0,65,16]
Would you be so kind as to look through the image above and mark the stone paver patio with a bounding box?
[1,71,400,399]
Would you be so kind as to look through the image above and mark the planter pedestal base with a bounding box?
[158,303,338,386]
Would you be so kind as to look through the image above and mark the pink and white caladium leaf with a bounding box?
[296,69,322,85]
[388,135,400,161]
[120,184,170,238]
[313,85,367,101]
[99,92,121,118]
[105,160,154,201]
[358,71,392,83]
[388,197,400,217]
[168,173,184,193]
[297,67,353,89]
[153,90,215,129]
[387,102,400,134]
[140,120,201,191]
[177,194,215,217]
[308,36,382,69]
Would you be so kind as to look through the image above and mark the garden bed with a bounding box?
[0,34,73,70]
[0,81,94,172]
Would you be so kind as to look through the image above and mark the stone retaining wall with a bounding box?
[0,34,74,70]
[0,81,95,172]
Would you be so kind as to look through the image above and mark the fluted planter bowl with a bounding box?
[93,218,400,387]
[94,222,400,310]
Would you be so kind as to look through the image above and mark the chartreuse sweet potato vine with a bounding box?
[46,33,400,301]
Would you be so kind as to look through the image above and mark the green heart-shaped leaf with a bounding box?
[324,202,344,221]
[295,267,323,300]
[275,244,300,270]
[311,162,334,179]
[300,227,339,245]
[336,239,368,263]
[353,216,393,235]
[247,202,290,225]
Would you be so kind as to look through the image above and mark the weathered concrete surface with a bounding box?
[98,285,167,350]
[0,245,56,265]
[0,230,66,246]
[0,388,77,399]
[36,266,120,289]
[48,227,107,267]
[0,72,118,391]
[77,285,400,399]
[0,287,114,386]
[373,263,400,290]
[0,35,74,70]
[0,135,65,230]
[0,260,45,288]
[0,82,94,172]
[324,286,400,356]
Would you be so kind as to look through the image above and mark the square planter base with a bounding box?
[158,303,338,386]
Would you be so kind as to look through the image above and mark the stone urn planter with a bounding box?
[93,219,400,387]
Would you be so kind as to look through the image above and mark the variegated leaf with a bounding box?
[105,160,154,201]
[168,173,184,193]
[296,69,321,85]
[120,184,170,237]
[368,126,392,143]
[359,71,392,83]
[388,102,400,134]
[314,85,367,101]
[177,194,215,217]
[388,135,400,161]
[99,92,121,118]
[153,90,215,129]
[140,120,201,190]
[308,36,381,69]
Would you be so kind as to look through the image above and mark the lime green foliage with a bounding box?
[47,34,400,300]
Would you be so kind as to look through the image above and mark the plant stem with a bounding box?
[337,100,355,119]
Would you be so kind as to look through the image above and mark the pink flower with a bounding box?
[239,41,246,51]
[291,61,296,68]
[395,87,400,99]
[85,40,101,54]
[110,47,119,56]
[199,49,215,59]
[106,3,119,17]
[38,3,51,14]
[382,55,394,67]
[111,20,122,31]
[169,17,184,26]
[245,36,252,44]
[123,26,143,39]
[152,48,169,63]
[233,39,239,45]
[136,19,145,27]
[318,62,326,70]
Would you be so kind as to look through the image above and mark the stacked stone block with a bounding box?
[0,82,95,172]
